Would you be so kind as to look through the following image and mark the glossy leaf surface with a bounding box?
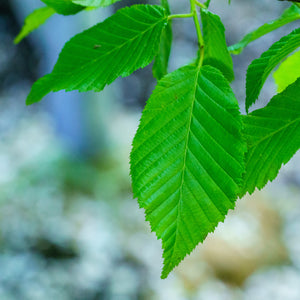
[153,0,172,80]
[229,4,300,54]
[41,0,84,15]
[131,64,246,278]
[27,5,167,104]
[246,28,300,112]
[201,9,234,82]
[241,78,300,196]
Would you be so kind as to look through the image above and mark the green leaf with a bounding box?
[273,50,300,93]
[201,9,234,82]
[246,28,300,112]
[71,0,121,7]
[130,64,246,279]
[16,0,124,45]
[41,0,84,15]
[229,4,300,55]
[204,0,211,7]
[241,78,300,196]
[14,6,55,44]
[153,0,172,80]
[26,5,167,105]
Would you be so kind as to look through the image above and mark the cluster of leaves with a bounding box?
[15,0,300,278]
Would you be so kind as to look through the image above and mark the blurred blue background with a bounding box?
[0,0,300,299]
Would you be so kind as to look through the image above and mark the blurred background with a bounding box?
[0,0,300,299]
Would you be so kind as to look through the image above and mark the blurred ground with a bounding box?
[0,0,300,299]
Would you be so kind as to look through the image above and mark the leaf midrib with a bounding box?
[168,67,201,267]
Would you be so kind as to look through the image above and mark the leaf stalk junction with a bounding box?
[167,0,205,66]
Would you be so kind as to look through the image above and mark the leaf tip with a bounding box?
[14,36,21,44]
[26,74,54,105]
[161,260,173,279]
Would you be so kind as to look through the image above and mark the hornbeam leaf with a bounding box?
[71,0,121,7]
[201,9,234,82]
[41,0,84,15]
[246,28,300,112]
[204,0,211,7]
[130,64,246,279]
[153,0,172,80]
[229,4,300,55]
[26,5,168,105]
[241,78,300,196]
[273,50,300,92]
[14,6,55,44]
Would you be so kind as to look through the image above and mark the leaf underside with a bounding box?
[229,4,300,55]
[246,27,300,112]
[241,78,300,196]
[130,64,246,279]
[201,9,234,82]
[26,5,167,104]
